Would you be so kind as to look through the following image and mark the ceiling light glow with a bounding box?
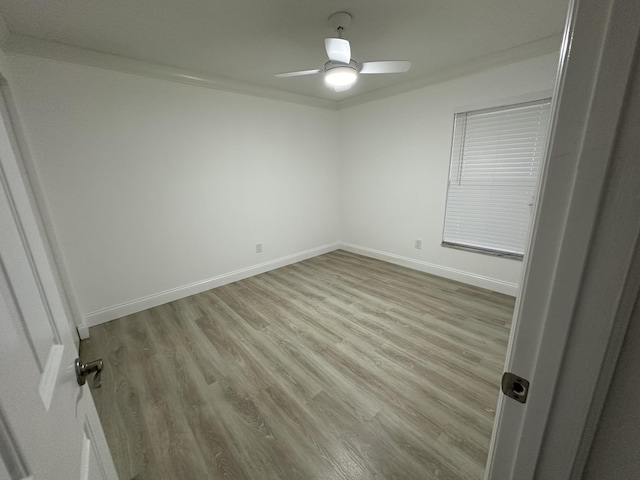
[324,66,358,90]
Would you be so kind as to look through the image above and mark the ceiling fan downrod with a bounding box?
[328,11,352,37]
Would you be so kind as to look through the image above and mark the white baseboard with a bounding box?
[81,240,517,333]
[83,242,340,328]
[339,242,519,296]
[76,324,90,340]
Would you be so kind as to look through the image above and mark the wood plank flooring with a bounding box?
[80,250,514,480]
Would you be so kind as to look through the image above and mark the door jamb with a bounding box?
[486,0,640,477]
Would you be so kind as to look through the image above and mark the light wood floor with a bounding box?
[81,250,514,480]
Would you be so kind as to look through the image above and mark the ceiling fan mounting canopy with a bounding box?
[275,10,411,92]
[328,11,352,33]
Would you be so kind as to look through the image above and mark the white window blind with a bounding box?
[443,98,552,257]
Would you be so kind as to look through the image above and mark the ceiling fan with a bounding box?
[275,12,411,92]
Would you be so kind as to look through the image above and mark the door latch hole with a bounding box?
[501,372,530,404]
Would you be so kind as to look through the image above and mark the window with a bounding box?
[442,98,552,258]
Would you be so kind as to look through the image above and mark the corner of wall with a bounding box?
[84,242,341,327]
[339,242,518,296]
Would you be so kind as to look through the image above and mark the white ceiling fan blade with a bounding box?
[324,38,351,64]
[274,69,321,78]
[359,61,411,74]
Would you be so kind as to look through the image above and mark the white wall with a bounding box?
[339,53,559,294]
[5,52,558,328]
[5,54,340,327]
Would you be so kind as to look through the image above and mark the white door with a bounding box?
[0,85,117,479]
[487,0,640,478]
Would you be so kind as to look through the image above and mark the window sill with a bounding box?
[441,242,523,260]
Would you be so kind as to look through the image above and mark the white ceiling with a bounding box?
[0,0,569,107]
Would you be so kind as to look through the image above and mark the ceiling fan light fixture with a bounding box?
[275,11,410,93]
[324,66,358,90]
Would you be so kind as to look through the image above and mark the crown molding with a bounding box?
[2,33,338,110]
[336,34,562,110]
[1,32,561,111]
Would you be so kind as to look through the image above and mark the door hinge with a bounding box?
[501,372,530,404]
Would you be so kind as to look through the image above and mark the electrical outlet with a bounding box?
[256,243,263,254]
[415,239,422,249]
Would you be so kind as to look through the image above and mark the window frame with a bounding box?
[441,93,553,259]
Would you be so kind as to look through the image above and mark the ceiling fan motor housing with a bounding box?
[324,60,359,73]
